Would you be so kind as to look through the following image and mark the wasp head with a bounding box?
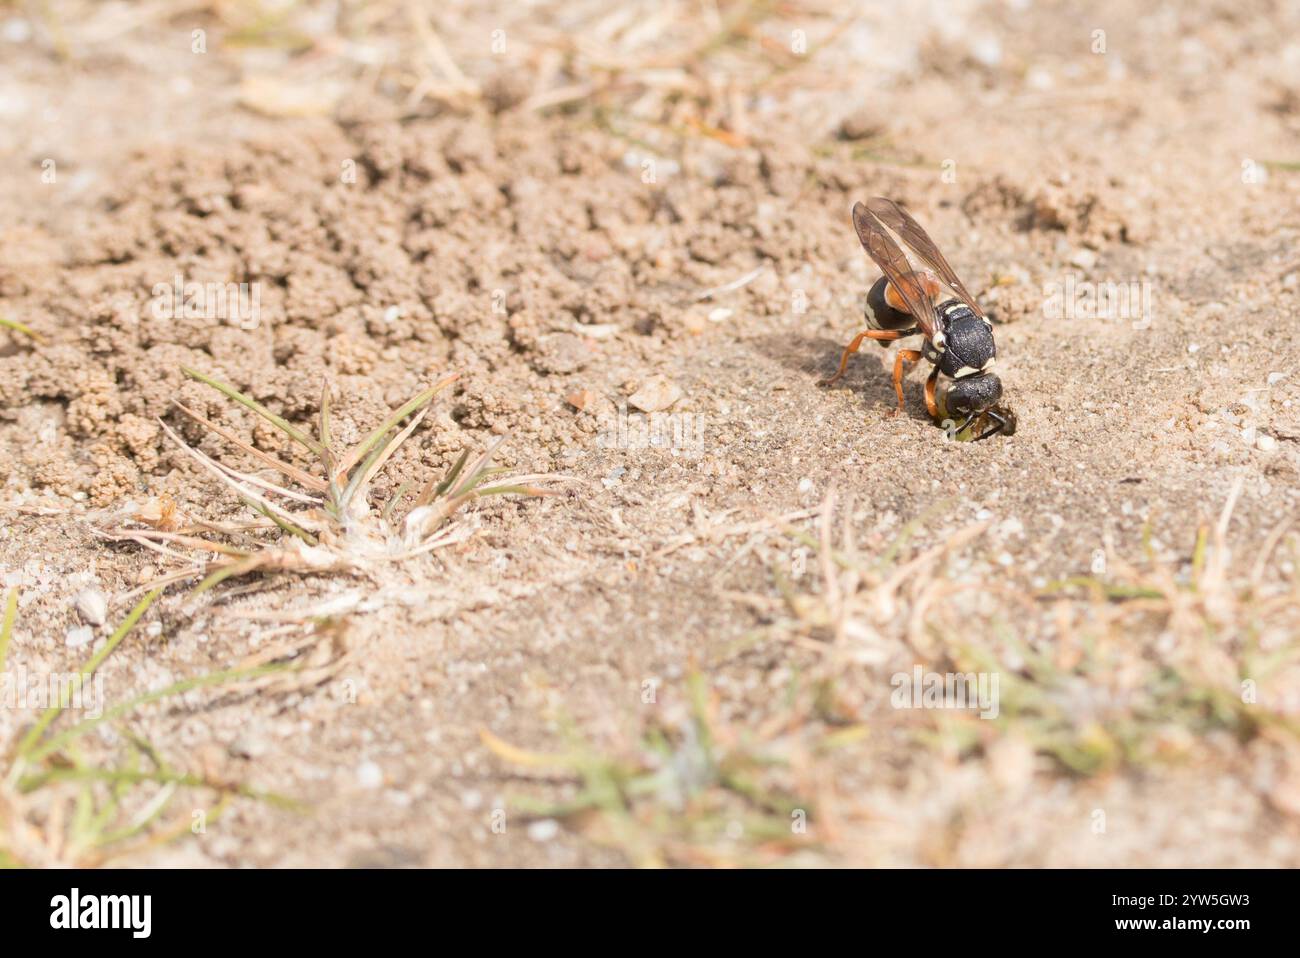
[938,376,1014,441]
[943,371,1002,416]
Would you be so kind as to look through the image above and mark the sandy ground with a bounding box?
[2,0,1300,867]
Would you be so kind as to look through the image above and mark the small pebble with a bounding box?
[565,389,596,412]
[230,735,268,759]
[74,589,108,627]
[1069,248,1097,270]
[627,375,683,412]
[1257,434,1277,452]
[66,625,94,648]
[356,761,383,789]
[3,19,32,43]
[527,819,560,842]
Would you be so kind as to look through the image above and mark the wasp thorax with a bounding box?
[937,308,995,379]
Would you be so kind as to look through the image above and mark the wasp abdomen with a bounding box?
[864,276,915,344]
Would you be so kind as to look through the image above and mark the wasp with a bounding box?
[823,197,1016,441]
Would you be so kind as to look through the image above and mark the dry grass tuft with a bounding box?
[481,668,847,867]
[96,368,566,598]
[483,483,1300,865]
[1,588,302,867]
[769,481,1300,778]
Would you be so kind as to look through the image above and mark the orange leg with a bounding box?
[891,349,923,415]
[822,329,913,387]
[924,366,940,420]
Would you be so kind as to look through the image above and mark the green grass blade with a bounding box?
[335,374,457,479]
[382,480,414,522]
[424,448,471,503]
[339,427,399,508]
[240,496,317,546]
[0,588,16,673]
[16,767,302,810]
[470,483,556,498]
[16,588,162,758]
[26,663,289,762]
[0,315,47,344]
[189,555,268,598]
[182,366,325,455]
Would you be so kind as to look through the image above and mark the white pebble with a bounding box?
[1069,248,1097,270]
[74,589,108,627]
[970,35,1003,67]
[2,18,32,43]
[527,819,560,842]
[996,517,1024,538]
[356,761,383,789]
[627,375,683,413]
[1256,434,1278,452]
[66,625,94,648]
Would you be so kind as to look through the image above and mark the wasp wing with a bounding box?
[851,201,938,341]
[865,197,985,320]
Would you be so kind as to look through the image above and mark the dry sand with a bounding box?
[1,0,1299,866]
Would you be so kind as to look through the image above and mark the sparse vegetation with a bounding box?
[99,368,563,598]
[3,0,1298,871]
[1,589,301,867]
[482,669,840,867]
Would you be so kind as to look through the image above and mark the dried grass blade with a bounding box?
[159,420,318,535]
[172,400,327,492]
[356,406,429,497]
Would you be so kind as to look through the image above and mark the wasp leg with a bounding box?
[822,328,918,387]
[924,367,940,421]
[890,349,924,415]
[971,411,1008,442]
